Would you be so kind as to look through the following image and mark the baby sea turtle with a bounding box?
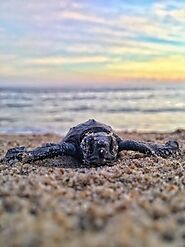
[3,119,180,165]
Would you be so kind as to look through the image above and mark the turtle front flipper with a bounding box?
[118,140,180,158]
[3,142,77,164]
[2,146,27,164]
[149,140,180,158]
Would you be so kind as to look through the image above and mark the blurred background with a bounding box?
[0,85,185,134]
[0,0,185,134]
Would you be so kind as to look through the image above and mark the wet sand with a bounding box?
[0,130,185,247]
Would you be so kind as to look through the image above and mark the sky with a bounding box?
[0,0,185,87]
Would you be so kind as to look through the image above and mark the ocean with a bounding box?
[0,84,185,135]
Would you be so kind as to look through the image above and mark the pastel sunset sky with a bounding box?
[0,0,185,87]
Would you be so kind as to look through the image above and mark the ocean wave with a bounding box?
[0,85,185,133]
[1,103,33,108]
[63,106,94,112]
[105,107,185,113]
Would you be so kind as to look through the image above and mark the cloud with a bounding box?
[170,9,185,23]
[60,11,108,25]
[0,0,185,84]
[26,55,109,66]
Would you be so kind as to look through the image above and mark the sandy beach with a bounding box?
[0,130,185,247]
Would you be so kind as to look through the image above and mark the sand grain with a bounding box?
[0,131,185,247]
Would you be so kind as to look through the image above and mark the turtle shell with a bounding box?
[62,119,119,158]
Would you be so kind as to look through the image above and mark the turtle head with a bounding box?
[80,132,118,165]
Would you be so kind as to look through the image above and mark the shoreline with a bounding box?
[0,127,184,136]
[0,130,185,246]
